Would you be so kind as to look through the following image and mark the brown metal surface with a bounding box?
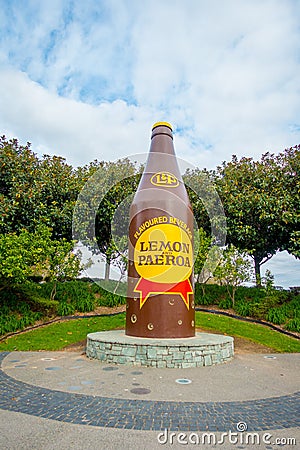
[126,124,195,338]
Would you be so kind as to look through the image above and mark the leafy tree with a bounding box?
[215,146,299,285]
[0,229,42,288]
[183,168,226,242]
[193,228,223,300]
[35,154,81,240]
[276,145,300,259]
[109,235,129,294]
[0,136,38,234]
[96,168,141,280]
[288,231,300,258]
[261,269,275,295]
[0,136,82,240]
[73,158,141,280]
[32,226,86,300]
[193,227,212,283]
[214,245,253,306]
[0,225,84,298]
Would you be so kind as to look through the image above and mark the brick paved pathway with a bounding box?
[0,352,299,432]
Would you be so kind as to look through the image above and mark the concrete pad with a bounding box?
[0,351,299,449]
[0,410,299,450]
[2,351,299,402]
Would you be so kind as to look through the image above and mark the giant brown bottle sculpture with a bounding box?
[126,122,195,338]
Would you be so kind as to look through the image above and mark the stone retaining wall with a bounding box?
[86,331,234,368]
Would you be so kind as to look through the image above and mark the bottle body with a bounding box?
[126,123,195,338]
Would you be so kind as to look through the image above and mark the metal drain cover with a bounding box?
[130,388,151,395]
[175,378,192,384]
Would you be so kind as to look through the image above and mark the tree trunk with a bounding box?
[113,272,124,294]
[104,258,110,281]
[50,281,57,301]
[232,286,236,307]
[254,256,262,287]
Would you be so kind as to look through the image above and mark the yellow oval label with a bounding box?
[134,223,192,284]
[150,171,179,188]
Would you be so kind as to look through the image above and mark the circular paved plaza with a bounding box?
[0,351,299,435]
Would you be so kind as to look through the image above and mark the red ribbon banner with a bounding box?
[134,278,193,309]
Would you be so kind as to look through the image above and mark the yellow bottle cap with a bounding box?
[152,122,172,131]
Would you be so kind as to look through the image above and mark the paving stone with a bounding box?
[156,348,168,355]
[120,346,136,357]
[87,331,234,368]
[172,351,184,360]
[204,355,212,366]
[135,347,147,355]
[181,362,195,368]
[2,348,298,433]
[147,348,157,359]
[157,360,167,368]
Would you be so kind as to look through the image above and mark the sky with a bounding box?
[0,0,299,287]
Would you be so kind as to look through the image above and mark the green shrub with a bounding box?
[0,304,10,315]
[276,290,293,304]
[73,296,95,313]
[234,300,252,317]
[57,301,75,316]
[28,296,59,316]
[0,285,54,336]
[285,318,300,333]
[218,297,233,309]
[0,315,19,334]
[36,282,55,298]
[199,294,215,306]
[234,286,266,303]
[0,309,42,336]
[194,284,228,306]
[280,297,300,318]
[0,289,19,309]
[18,311,42,328]
[96,289,126,307]
[194,290,214,306]
[90,282,126,307]
[194,284,271,308]
[15,301,30,314]
[96,279,127,296]
[248,294,280,320]
[266,308,288,325]
[3,283,59,316]
[39,280,96,313]
[57,281,95,311]
[246,302,263,319]
[262,295,282,309]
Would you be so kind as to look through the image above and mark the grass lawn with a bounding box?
[0,314,125,351]
[0,311,299,353]
[196,311,300,353]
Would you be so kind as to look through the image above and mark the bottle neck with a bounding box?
[144,125,182,179]
[149,125,175,156]
[151,125,173,141]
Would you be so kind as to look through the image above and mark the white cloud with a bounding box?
[130,0,300,165]
[0,0,299,284]
[263,252,300,289]
[1,0,299,168]
[0,69,155,166]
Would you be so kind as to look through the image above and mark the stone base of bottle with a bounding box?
[86,330,234,368]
